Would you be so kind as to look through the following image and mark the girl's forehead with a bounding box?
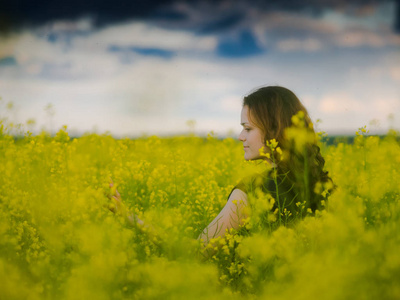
[241,106,254,124]
[241,105,249,117]
[240,109,249,123]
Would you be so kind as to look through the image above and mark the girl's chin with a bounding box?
[244,154,255,161]
[244,154,263,161]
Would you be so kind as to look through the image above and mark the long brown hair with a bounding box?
[243,86,334,213]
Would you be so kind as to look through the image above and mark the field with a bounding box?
[1,122,400,300]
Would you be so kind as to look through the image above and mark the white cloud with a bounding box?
[301,95,316,108]
[259,11,339,35]
[315,91,400,134]
[49,18,93,32]
[370,98,400,115]
[390,66,400,82]
[334,29,400,48]
[4,18,218,81]
[219,95,242,113]
[277,37,324,52]
[319,92,364,114]
[0,53,247,136]
[86,21,217,51]
[252,3,400,53]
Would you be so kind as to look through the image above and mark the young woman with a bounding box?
[109,86,334,250]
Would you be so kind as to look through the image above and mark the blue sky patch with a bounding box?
[217,30,264,57]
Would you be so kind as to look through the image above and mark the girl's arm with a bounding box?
[108,183,163,245]
[108,182,249,257]
[108,182,145,227]
[197,189,249,249]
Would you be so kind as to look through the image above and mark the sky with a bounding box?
[0,0,399,138]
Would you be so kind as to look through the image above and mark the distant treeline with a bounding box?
[320,134,400,145]
[9,133,400,146]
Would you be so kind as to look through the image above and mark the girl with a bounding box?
[108,86,334,251]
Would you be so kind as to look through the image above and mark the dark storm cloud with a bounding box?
[149,7,188,21]
[0,0,176,33]
[395,0,400,33]
[1,0,398,32]
[197,12,244,34]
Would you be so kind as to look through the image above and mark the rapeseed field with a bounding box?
[1,119,399,300]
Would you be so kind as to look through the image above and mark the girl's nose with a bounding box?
[238,131,245,141]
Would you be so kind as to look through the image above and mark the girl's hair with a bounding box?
[243,86,334,213]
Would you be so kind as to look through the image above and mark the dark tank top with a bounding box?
[228,170,298,214]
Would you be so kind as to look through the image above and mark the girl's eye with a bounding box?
[245,128,251,132]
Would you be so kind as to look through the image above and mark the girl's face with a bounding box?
[239,105,265,161]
